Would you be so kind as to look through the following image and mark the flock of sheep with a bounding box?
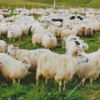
[0,7,100,91]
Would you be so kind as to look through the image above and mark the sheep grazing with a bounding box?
[0,40,7,53]
[0,56,31,84]
[36,43,88,91]
[7,44,52,70]
[74,49,100,85]
[42,33,57,49]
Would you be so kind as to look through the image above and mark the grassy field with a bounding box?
[0,14,100,100]
[0,0,100,10]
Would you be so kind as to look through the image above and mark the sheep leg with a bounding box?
[59,80,62,91]
[75,78,78,84]
[63,79,67,91]
[90,79,93,86]
[18,78,20,84]
[36,75,39,85]
[13,38,15,41]
[45,78,48,85]
[13,79,15,84]
[82,78,85,86]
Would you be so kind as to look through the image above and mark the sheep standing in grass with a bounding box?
[65,35,89,51]
[0,56,31,84]
[42,33,57,49]
[36,42,88,91]
[0,40,7,53]
[32,33,45,45]
[7,26,22,41]
[74,49,100,85]
[7,44,52,70]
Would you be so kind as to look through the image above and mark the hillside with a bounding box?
[0,0,100,9]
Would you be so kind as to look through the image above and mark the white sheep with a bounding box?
[7,25,22,41]
[61,28,77,40]
[0,56,31,84]
[7,44,52,70]
[36,45,88,91]
[74,50,100,85]
[32,33,45,45]
[0,40,6,53]
[51,21,62,27]
[42,33,57,49]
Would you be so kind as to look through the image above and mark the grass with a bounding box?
[0,0,100,10]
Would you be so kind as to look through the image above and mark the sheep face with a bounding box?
[7,44,19,56]
[21,57,31,69]
[49,34,55,40]
[72,51,88,64]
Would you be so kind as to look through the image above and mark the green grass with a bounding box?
[0,0,100,10]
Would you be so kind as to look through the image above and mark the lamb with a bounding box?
[36,42,88,91]
[0,56,31,84]
[74,49,100,85]
[42,33,57,49]
[0,40,7,53]
[7,44,52,70]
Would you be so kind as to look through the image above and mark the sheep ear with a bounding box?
[75,41,80,45]
[72,51,78,57]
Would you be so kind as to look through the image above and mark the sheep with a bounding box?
[32,33,45,45]
[7,25,22,41]
[0,40,7,53]
[74,49,100,85]
[42,33,57,49]
[84,27,93,36]
[0,14,4,22]
[65,35,89,51]
[0,56,31,84]
[0,24,10,36]
[61,28,77,40]
[36,44,88,91]
[7,44,52,70]
[51,21,63,27]
[48,25,72,37]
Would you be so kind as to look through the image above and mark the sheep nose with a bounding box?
[7,52,10,55]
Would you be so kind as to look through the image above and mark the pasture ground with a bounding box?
[0,1,100,99]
